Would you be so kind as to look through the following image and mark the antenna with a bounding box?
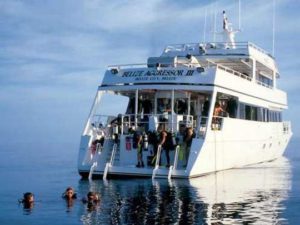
[213,1,217,42]
[203,7,207,42]
[238,0,241,30]
[272,0,276,56]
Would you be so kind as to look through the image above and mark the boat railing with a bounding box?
[255,79,273,89]
[215,63,252,81]
[109,143,118,166]
[163,41,273,58]
[119,113,194,134]
[168,145,180,180]
[211,116,224,131]
[198,116,209,138]
[248,42,274,58]
[152,145,162,179]
[163,42,250,53]
[283,121,291,134]
[108,62,202,70]
[90,113,194,140]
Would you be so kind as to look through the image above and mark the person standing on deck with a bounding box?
[157,123,170,167]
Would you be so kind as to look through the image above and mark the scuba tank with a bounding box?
[125,136,132,151]
[171,132,177,147]
[143,132,148,151]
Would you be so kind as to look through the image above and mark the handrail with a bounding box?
[103,143,117,181]
[256,79,273,89]
[211,116,224,131]
[283,121,291,134]
[163,41,250,53]
[120,113,194,134]
[88,144,103,180]
[217,64,252,81]
[109,143,118,166]
[163,41,273,58]
[173,145,180,170]
[152,145,162,180]
[248,42,274,58]
[154,145,162,169]
[198,116,209,138]
[168,145,180,180]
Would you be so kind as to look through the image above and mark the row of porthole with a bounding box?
[262,143,273,149]
[262,139,288,149]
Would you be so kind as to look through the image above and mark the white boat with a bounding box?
[77,11,292,179]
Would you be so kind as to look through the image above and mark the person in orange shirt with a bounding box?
[214,102,225,117]
[213,102,226,129]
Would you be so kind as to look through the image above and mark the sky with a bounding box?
[0,0,299,148]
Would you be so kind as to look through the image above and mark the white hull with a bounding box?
[78,119,291,179]
[188,119,292,177]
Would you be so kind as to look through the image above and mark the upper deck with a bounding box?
[101,42,279,89]
[162,42,278,76]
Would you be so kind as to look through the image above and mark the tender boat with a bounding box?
[77,11,292,179]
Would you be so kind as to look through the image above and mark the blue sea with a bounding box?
[0,138,299,225]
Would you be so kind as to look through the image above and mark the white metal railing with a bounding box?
[168,145,180,180]
[163,42,273,58]
[118,113,194,134]
[103,143,118,180]
[163,42,251,54]
[152,145,162,180]
[211,116,224,131]
[248,42,273,58]
[108,63,146,70]
[88,144,103,180]
[256,80,273,89]
[109,143,118,166]
[283,121,291,134]
[173,145,180,170]
[198,116,209,138]
[216,63,252,81]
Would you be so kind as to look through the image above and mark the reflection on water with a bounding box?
[77,157,291,225]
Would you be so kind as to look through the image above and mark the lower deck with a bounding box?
[78,118,292,179]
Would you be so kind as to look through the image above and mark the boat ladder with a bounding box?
[88,143,103,180]
[103,143,118,180]
[168,145,180,180]
[152,145,162,180]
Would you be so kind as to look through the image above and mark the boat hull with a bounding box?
[78,119,292,179]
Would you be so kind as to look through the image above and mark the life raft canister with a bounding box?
[125,136,132,151]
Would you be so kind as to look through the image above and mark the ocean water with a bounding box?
[0,138,299,225]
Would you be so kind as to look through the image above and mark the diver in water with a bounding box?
[19,192,34,209]
[82,191,101,211]
[62,187,77,200]
[62,187,77,209]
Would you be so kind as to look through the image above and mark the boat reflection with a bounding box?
[78,157,291,225]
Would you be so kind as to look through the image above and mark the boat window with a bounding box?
[157,98,171,114]
[174,98,188,114]
[235,101,283,123]
[227,97,238,118]
[239,103,245,119]
[245,105,251,120]
[124,93,154,115]
[215,92,238,118]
